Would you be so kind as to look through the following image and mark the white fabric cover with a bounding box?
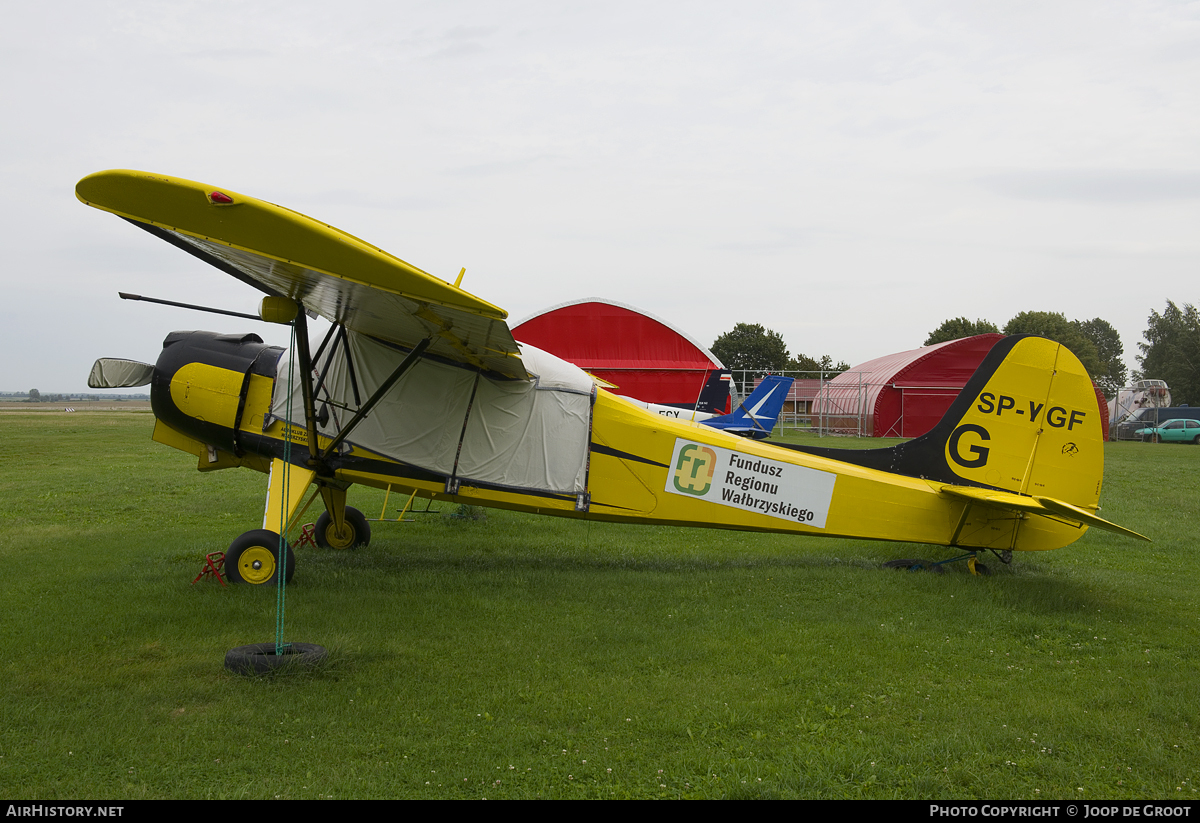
[270,333,592,494]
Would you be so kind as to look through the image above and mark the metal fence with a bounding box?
[728,374,1173,441]
[730,370,870,437]
[1108,380,1172,441]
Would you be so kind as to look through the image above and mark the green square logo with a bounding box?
[673,444,716,495]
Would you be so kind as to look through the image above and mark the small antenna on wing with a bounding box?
[454,268,466,288]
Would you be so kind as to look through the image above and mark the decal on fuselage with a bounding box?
[665,438,837,528]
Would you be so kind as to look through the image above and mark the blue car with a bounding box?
[1134,418,1200,444]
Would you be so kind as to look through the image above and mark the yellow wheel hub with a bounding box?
[238,545,276,585]
[324,522,356,550]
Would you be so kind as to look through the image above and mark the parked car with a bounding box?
[1115,406,1200,440]
[1134,418,1200,444]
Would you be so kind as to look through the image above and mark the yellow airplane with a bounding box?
[77,170,1147,585]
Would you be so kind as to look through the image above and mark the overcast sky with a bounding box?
[4,1,1199,393]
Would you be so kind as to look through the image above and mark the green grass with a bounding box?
[0,412,1197,798]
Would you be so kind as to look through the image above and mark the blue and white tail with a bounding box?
[702,375,794,440]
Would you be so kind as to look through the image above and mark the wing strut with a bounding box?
[292,312,433,467]
[311,326,362,408]
[320,336,433,457]
[293,310,324,466]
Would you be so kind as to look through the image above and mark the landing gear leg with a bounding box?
[264,457,317,536]
[316,506,371,549]
[315,486,371,549]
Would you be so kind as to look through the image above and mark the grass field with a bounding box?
[1,411,1196,799]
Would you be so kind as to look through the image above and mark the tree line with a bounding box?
[710,323,850,378]
[924,312,1126,396]
[925,304,1200,402]
[1134,301,1200,406]
[712,302,1199,404]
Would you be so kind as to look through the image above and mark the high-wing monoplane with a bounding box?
[78,170,1147,585]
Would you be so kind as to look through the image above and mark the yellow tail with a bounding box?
[785,336,1147,547]
[937,335,1103,505]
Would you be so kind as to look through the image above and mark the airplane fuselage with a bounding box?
[149,330,1090,554]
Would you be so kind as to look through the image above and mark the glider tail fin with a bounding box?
[703,375,795,440]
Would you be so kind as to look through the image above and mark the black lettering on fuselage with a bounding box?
[949,424,991,469]
[1046,407,1086,430]
[979,393,1094,431]
[976,393,1019,417]
[977,394,1085,429]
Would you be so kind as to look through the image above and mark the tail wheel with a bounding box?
[315,506,371,550]
[967,557,992,576]
[225,529,295,585]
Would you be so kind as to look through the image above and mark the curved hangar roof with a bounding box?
[816,334,1108,440]
[511,298,727,409]
[817,335,1005,438]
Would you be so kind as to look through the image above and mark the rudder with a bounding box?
[939,335,1103,508]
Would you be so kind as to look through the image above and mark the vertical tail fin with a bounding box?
[702,375,795,440]
[930,335,1103,505]
[695,369,733,414]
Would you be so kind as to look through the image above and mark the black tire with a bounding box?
[225,529,295,585]
[314,506,371,550]
[1192,435,1200,445]
[224,642,328,676]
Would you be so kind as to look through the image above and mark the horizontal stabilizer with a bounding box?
[1034,495,1151,542]
[940,485,1149,542]
[88,358,154,388]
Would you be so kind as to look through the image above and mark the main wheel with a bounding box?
[225,529,296,585]
[315,506,371,550]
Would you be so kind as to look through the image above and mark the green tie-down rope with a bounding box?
[275,320,296,656]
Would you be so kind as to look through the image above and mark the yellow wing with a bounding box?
[76,170,527,380]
